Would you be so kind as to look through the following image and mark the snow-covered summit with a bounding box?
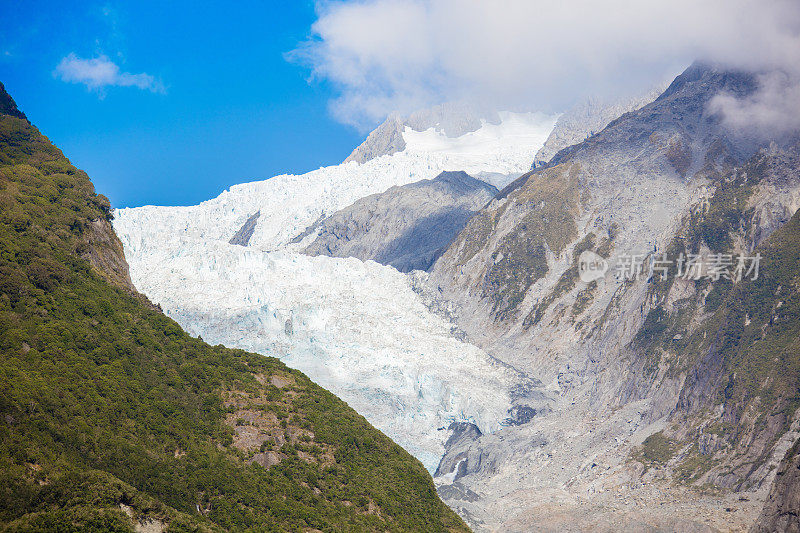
[344,100,505,164]
[117,110,555,253]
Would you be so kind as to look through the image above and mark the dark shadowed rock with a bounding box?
[752,437,800,533]
[434,422,483,479]
[229,210,260,246]
[303,171,497,272]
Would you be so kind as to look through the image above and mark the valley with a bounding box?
[112,64,800,531]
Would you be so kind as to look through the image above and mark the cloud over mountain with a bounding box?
[293,0,800,131]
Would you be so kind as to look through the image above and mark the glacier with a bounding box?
[113,111,556,470]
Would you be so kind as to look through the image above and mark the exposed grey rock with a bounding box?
[343,116,408,164]
[437,482,482,504]
[345,101,502,164]
[288,214,325,245]
[752,437,800,533]
[435,422,483,479]
[303,171,497,272]
[424,63,800,530]
[532,86,666,169]
[747,142,800,247]
[228,211,260,246]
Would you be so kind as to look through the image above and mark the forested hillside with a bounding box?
[0,82,468,532]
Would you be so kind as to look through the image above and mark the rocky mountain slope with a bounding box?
[101,58,800,530]
[303,171,497,272]
[0,85,468,532]
[532,86,666,169]
[753,437,800,532]
[117,110,554,254]
[423,62,800,530]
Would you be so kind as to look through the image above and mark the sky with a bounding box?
[2,1,799,208]
[0,1,364,207]
[298,0,800,129]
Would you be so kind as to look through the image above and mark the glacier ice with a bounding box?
[113,111,555,470]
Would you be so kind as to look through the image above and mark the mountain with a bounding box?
[116,109,554,254]
[753,437,800,532]
[423,62,800,530]
[303,171,498,272]
[344,101,502,164]
[94,59,800,530]
[0,84,468,531]
[112,108,555,472]
[0,82,26,120]
[531,86,666,169]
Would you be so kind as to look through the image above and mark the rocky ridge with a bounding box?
[303,171,498,272]
[532,85,666,169]
[752,437,800,532]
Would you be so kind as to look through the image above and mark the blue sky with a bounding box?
[2,1,796,207]
[0,1,364,207]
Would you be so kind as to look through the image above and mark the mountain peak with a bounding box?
[656,60,757,103]
[344,101,503,164]
[0,82,27,120]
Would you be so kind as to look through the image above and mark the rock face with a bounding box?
[752,438,800,533]
[423,62,800,530]
[303,171,498,272]
[110,59,800,530]
[228,210,260,246]
[115,110,552,254]
[430,62,759,344]
[344,101,502,164]
[434,422,484,481]
[532,86,665,169]
[79,216,135,292]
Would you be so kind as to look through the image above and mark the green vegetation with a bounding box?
[633,431,676,468]
[0,89,468,532]
[483,163,580,321]
[632,431,716,485]
[689,164,756,253]
[634,306,669,345]
[674,445,718,485]
[699,207,800,423]
[671,158,800,453]
[630,148,800,487]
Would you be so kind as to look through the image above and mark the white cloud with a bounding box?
[54,53,164,95]
[292,0,800,130]
[709,71,800,142]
